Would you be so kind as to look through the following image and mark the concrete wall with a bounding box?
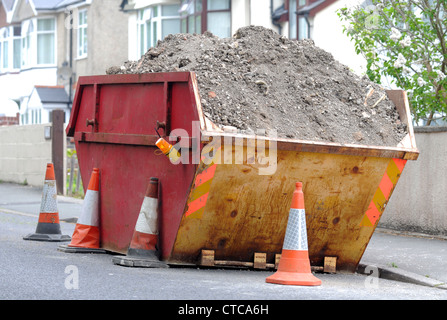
[380,127,447,236]
[0,124,53,186]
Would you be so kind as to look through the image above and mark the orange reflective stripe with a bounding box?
[365,201,380,224]
[360,158,407,227]
[379,171,394,199]
[185,162,217,219]
[38,212,60,224]
[393,158,407,172]
[185,193,209,217]
[195,164,217,187]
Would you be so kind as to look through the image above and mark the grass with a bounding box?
[66,171,84,199]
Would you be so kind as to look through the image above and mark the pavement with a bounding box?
[1,181,446,292]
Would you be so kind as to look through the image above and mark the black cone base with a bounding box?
[23,233,71,242]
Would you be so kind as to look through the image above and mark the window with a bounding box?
[37,18,56,65]
[180,0,202,34]
[78,10,88,58]
[289,0,296,39]
[180,0,231,38]
[22,20,34,67]
[298,16,308,40]
[290,0,309,40]
[0,28,9,70]
[21,18,56,68]
[13,26,21,69]
[137,4,180,55]
[207,0,231,38]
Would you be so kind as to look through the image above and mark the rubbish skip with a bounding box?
[66,71,418,273]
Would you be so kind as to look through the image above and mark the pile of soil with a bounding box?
[107,26,407,146]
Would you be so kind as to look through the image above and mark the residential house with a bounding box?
[0,0,129,124]
[25,85,70,124]
[121,0,366,74]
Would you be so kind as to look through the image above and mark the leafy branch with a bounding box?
[338,0,447,125]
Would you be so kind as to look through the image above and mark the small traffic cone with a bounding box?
[23,163,71,242]
[58,168,106,253]
[112,177,168,268]
[266,182,321,286]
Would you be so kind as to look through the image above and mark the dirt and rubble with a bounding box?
[107,26,407,146]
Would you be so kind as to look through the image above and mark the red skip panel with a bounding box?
[67,73,199,258]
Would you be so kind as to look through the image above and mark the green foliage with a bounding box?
[338,0,447,125]
[66,148,77,158]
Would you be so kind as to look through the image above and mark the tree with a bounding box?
[338,0,447,125]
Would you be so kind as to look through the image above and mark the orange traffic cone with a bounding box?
[112,177,168,268]
[58,168,106,253]
[266,182,321,286]
[23,163,71,242]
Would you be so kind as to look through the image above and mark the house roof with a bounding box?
[5,0,89,23]
[34,86,70,104]
[296,0,338,17]
[2,0,15,12]
[33,0,86,10]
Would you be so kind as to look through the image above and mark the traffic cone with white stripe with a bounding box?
[23,163,71,242]
[266,182,321,286]
[112,177,168,268]
[58,168,106,253]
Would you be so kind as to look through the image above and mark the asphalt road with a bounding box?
[1,182,447,308]
[1,211,447,303]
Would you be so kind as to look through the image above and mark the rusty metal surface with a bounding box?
[170,147,398,272]
[68,73,199,256]
[67,72,418,273]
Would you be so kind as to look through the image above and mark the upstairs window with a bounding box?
[290,0,309,40]
[207,0,231,38]
[78,10,88,58]
[22,20,34,67]
[0,28,9,71]
[137,4,180,56]
[12,26,21,69]
[21,18,56,68]
[37,18,56,65]
[180,0,231,38]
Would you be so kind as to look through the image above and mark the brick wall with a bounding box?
[0,113,20,126]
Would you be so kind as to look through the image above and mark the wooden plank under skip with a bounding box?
[254,253,267,269]
[324,256,337,273]
[200,250,215,267]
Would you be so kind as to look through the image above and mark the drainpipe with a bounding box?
[69,9,73,112]
[270,0,282,35]
[303,12,310,39]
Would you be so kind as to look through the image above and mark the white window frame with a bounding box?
[0,26,18,72]
[0,27,10,72]
[77,9,88,59]
[12,25,22,70]
[36,17,56,66]
[21,19,35,68]
[137,4,180,56]
[21,17,57,69]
